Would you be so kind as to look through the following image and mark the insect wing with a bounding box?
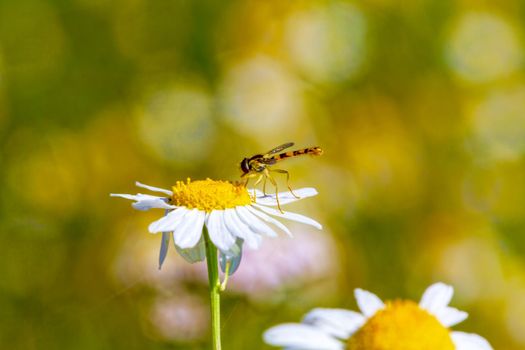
[264,142,294,158]
[258,157,278,165]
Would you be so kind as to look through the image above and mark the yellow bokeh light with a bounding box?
[437,234,505,302]
[219,55,307,143]
[7,131,84,215]
[136,83,215,164]
[446,12,522,83]
[6,114,142,215]
[285,1,366,83]
[340,96,422,211]
[505,286,525,345]
[470,86,525,161]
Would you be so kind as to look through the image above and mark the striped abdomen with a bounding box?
[271,147,323,162]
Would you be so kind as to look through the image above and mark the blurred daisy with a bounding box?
[264,282,492,350]
[111,179,321,271]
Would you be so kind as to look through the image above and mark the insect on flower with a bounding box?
[239,142,323,212]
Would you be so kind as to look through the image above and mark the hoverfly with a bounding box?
[240,142,323,212]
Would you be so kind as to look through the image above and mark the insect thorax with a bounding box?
[248,156,266,172]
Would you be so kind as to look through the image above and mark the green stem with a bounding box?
[204,226,221,350]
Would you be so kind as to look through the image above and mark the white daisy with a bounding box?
[264,282,493,350]
[111,178,321,271]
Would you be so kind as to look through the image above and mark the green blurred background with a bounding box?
[1,0,525,349]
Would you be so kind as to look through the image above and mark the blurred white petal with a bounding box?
[264,324,343,350]
[303,308,365,339]
[433,306,468,327]
[354,288,385,318]
[420,282,454,315]
[451,331,493,350]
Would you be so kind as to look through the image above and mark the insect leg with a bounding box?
[264,168,283,213]
[271,169,300,198]
[241,172,251,188]
[243,172,260,201]
[253,174,264,199]
[262,176,267,196]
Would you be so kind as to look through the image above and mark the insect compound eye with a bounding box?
[240,158,250,173]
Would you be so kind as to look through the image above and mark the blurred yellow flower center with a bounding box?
[172,178,251,212]
[347,300,454,350]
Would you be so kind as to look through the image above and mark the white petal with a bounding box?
[110,193,175,211]
[303,308,365,339]
[263,324,344,350]
[148,208,188,233]
[176,236,206,263]
[158,231,171,269]
[223,208,262,249]
[135,181,173,195]
[451,331,493,350]
[221,238,242,258]
[206,210,236,251]
[132,199,174,211]
[173,209,205,249]
[433,306,468,327]
[354,289,385,318]
[253,187,319,206]
[236,206,278,237]
[219,213,238,251]
[246,205,292,236]
[252,204,322,229]
[220,240,243,275]
[420,282,454,315]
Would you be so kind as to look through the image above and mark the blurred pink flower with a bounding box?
[227,223,339,299]
[149,294,209,342]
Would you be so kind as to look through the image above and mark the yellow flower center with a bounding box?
[347,300,454,350]
[171,178,251,212]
